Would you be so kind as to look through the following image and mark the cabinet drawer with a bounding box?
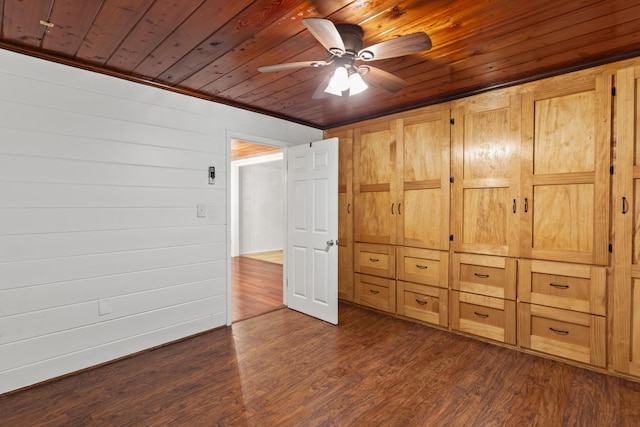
[451,291,516,345]
[354,243,395,278]
[355,273,396,314]
[452,253,517,299]
[397,281,448,327]
[518,260,606,315]
[397,247,448,288]
[518,303,606,367]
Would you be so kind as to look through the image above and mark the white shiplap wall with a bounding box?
[0,49,321,394]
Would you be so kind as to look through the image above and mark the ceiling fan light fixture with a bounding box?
[348,72,368,96]
[326,66,350,94]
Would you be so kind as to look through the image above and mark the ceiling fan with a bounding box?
[258,18,432,98]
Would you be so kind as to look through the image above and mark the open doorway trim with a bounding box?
[225,131,290,326]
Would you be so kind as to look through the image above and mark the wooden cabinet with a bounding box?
[325,128,354,302]
[353,106,451,249]
[451,291,516,345]
[452,253,517,300]
[396,107,451,250]
[518,303,606,367]
[355,274,396,314]
[451,89,522,257]
[518,259,607,367]
[520,71,612,265]
[518,260,606,316]
[398,281,448,327]
[612,65,640,377]
[451,253,517,344]
[397,247,449,326]
[354,118,397,245]
[354,243,395,279]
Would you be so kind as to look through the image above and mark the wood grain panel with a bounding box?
[451,90,521,257]
[75,0,156,66]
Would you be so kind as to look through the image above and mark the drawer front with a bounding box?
[518,260,606,315]
[451,291,516,345]
[397,247,449,288]
[355,273,396,313]
[397,280,448,327]
[518,303,606,367]
[452,253,517,300]
[354,243,395,278]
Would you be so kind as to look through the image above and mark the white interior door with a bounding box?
[286,138,338,324]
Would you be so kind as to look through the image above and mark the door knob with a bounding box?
[326,239,335,247]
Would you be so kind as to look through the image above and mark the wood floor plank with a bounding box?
[231,255,283,321]
[2,304,640,425]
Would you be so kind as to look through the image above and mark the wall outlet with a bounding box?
[99,298,112,316]
[197,204,206,218]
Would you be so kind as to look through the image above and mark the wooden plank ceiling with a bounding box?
[1,0,639,129]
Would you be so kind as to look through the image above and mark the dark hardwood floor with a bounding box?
[2,303,640,426]
[231,255,283,322]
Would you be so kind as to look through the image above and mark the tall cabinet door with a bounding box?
[451,89,522,257]
[613,65,640,377]
[327,128,354,302]
[520,72,612,265]
[397,106,451,250]
[354,119,398,245]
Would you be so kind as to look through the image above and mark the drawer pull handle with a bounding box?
[623,197,629,214]
[416,299,428,305]
[369,258,379,263]
[473,311,489,318]
[513,199,517,214]
[416,264,429,270]
[524,197,529,213]
[398,203,402,215]
[391,203,395,214]
[549,327,569,336]
[369,289,380,294]
[549,283,569,290]
[474,273,489,278]
[347,203,351,214]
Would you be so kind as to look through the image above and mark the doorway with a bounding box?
[230,140,285,321]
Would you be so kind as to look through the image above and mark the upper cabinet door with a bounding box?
[612,65,640,377]
[520,71,612,265]
[396,106,451,250]
[353,119,398,245]
[451,89,522,257]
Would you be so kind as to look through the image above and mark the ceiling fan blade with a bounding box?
[258,60,329,73]
[362,66,408,93]
[311,74,333,99]
[302,18,345,55]
[359,32,432,61]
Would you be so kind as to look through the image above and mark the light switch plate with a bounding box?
[197,204,206,218]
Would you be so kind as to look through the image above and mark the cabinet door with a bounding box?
[613,66,640,376]
[520,71,611,265]
[326,128,354,302]
[451,89,522,257]
[354,119,398,244]
[397,106,451,249]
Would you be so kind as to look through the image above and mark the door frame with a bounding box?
[226,131,290,325]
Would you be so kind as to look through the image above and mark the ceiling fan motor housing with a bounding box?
[335,24,365,57]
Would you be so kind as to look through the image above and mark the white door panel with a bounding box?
[286,138,338,324]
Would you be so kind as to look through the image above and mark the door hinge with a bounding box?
[450,176,454,183]
[612,87,616,96]
[310,141,313,147]
[610,166,614,175]
[449,234,454,241]
[450,118,455,125]
[609,243,613,253]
